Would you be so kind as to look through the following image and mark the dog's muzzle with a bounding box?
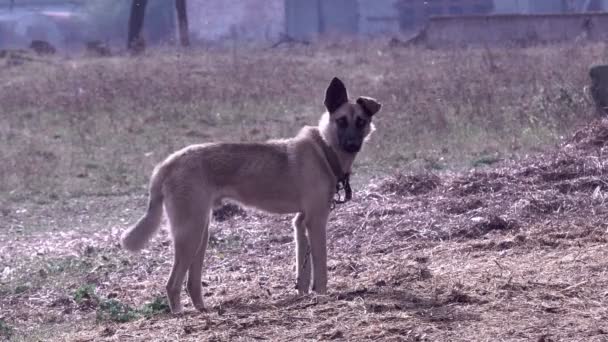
[342,141,361,154]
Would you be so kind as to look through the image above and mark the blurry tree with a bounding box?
[127,0,147,51]
[175,0,190,47]
[127,0,189,53]
[590,65,608,117]
[83,0,174,48]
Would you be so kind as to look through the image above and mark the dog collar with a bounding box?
[310,129,353,208]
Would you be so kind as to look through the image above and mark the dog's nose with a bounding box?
[344,141,361,153]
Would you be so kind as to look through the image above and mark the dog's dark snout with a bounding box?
[347,140,360,148]
[344,140,362,153]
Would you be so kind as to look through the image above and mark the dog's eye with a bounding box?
[355,117,367,128]
[336,117,348,128]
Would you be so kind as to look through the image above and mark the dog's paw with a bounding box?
[170,305,184,315]
[295,282,310,295]
[312,285,327,295]
[194,304,207,313]
[295,277,312,295]
[297,289,310,296]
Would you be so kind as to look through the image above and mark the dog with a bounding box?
[120,77,382,314]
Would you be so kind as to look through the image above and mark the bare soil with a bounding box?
[2,117,608,341]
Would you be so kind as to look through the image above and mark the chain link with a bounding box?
[330,173,352,211]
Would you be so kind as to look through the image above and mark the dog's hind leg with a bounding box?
[293,213,311,294]
[186,215,210,312]
[164,192,210,314]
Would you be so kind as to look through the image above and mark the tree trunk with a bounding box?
[127,0,148,52]
[316,0,325,34]
[175,0,190,47]
[590,65,608,117]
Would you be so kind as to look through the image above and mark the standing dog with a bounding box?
[120,77,381,314]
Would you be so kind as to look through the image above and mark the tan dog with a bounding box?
[120,77,381,314]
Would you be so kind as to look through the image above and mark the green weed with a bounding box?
[140,296,171,317]
[472,155,502,167]
[96,299,139,323]
[0,319,13,339]
[73,284,98,304]
[14,284,30,294]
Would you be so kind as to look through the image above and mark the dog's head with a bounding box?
[322,77,381,154]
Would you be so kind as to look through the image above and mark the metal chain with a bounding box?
[330,173,352,211]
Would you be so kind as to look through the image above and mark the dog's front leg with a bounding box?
[305,210,330,294]
[293,213,311,294]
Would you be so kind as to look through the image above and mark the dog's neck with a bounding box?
[315,126,356,175]
[330,144,356,174]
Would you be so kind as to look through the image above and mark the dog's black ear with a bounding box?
[324,77,348,113]
[356,96,382,116]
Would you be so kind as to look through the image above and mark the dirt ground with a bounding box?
[2,113,608,341]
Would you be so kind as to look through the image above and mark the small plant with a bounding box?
[96,299,139,323]
[0,319,13,339]
[46,257,93,275]
[472,155,502,167]
[423,156,446,171]
[140,296,170,317]
[14,284,30,294]
[73,284,98,303]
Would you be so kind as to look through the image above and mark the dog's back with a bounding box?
[121,126,334,251]
[163,141,302,213]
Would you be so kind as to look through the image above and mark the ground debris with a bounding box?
[378,172,441,196]
[4,119,608,341]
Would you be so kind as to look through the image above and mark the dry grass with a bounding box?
[1,40,608,341]
[0,40,603,202]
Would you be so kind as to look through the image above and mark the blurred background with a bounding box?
[2,0,608,51]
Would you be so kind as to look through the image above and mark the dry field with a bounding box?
[1,40,607,341]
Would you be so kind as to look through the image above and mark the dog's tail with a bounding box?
[121,163,167,252]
